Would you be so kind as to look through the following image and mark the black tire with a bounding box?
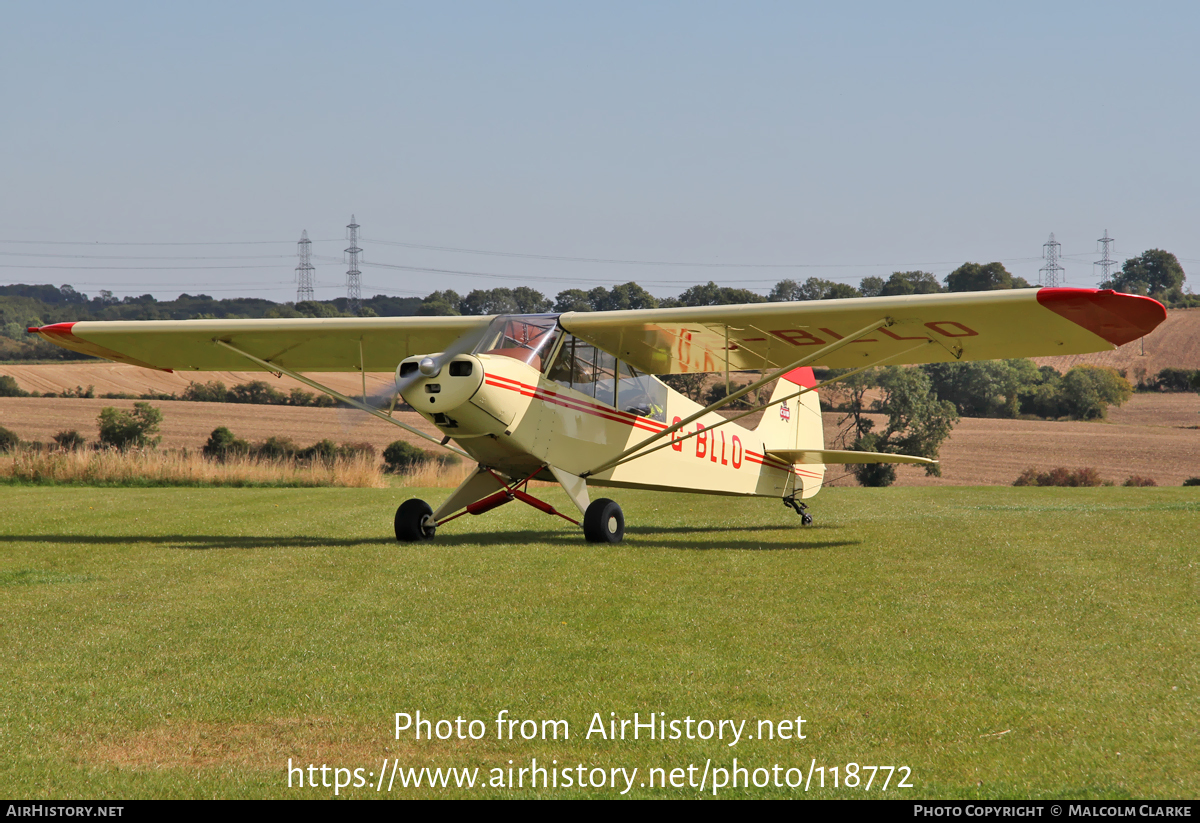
[583,498,624,544]
[395,499,436,542]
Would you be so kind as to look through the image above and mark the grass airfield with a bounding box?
[0,485,1195,799]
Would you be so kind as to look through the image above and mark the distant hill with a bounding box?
[1033,308,1200,380]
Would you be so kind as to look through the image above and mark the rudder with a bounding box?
[755,366,825,497]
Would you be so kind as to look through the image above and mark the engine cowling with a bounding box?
[396,353,485,416]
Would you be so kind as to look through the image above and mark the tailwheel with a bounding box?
[783,492,813,526]
[395,499,436,542]
[583,498,624,544]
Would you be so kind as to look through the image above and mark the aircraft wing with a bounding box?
[26,315,490,372]
[27,287,1164,376]
[559,287,1166,374]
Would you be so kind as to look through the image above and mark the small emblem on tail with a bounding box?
[779,400,791,421]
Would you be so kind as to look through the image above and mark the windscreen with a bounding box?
[472,315,562,372]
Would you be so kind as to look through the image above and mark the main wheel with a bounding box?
[395,499,436,542]
[583,498,624,544]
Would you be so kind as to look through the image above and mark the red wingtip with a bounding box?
[30,321,77,338]
[1036,288,1167,347]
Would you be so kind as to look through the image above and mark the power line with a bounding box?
[0,263,287,270]
[0,238,339,246]
[361,235,1044,270]
[0,251,292,260]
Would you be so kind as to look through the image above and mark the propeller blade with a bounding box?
[394,322,492,396]
[341,319,494,433]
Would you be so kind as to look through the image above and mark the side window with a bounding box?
[546,337,580,389]
[593,349,617,407]
[546,335,662,420]
[617,364,667,422]
[548,337,598,396]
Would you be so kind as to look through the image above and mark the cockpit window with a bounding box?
[472,315,562,372]
[546,334,667,422]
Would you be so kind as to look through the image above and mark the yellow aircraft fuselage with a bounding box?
[397,352,824,501]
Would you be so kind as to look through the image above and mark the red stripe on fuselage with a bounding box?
[483,376,663,433]
[481,373,821,479]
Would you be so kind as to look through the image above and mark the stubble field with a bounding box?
[2,390,1196,486]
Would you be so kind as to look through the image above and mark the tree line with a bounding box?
[2,249,1191,361]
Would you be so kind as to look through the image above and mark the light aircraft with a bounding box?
[29,287,1165,543]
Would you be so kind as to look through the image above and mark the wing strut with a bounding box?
[588,338,935,475]
[213,339,471,458]
[582,317,897,477]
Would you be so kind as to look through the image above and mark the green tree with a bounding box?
[0,425,18,453]
[672,281,767,307]
[1059,366,1132,420]
[299,439,339,464]
[554,289,592,312]
[592,282,658,311]
[97,403,162,449]
[0,375,29,397]
[921,359,1041,418]
[510,286,552,314]
[880,271,943,296]
[770,278,860,302]
[768,279,806,301]
[254,436,297,460]
[945,262,1023,292]
[835,367,958,486]
[459,288,520,315]
[1104,249,1186,302]
[182,380,228,403]
[52,430,86,450]
[227,380,286,405]
[1016,365,1131,420]
[416,290,462,316]
[858,276,885,298]
[202,426,249,460]
[825,282,861,299]
[1152,368,1200,392]
[658,373,708,403]
[295,300,344,318]
[383,440,429,473]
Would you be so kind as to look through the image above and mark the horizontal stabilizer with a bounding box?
[766,449,936,466]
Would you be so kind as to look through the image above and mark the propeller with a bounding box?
[395,320,493,395]
[338,320,495,431]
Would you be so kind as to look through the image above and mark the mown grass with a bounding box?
[0,486,1195,799]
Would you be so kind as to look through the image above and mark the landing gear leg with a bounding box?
[783,492,813,526]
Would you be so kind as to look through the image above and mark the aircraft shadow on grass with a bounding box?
[0,525,857,553]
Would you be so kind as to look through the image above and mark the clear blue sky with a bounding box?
[2,1,1197,303]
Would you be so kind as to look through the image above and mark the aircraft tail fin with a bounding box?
[754,367,826,497]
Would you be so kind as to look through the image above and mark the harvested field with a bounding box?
[822,390,1200,488]
[1033,307,1200,376]
[0,361,395,399]
[3,392,1197,488]
[1105,391,1200,428]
